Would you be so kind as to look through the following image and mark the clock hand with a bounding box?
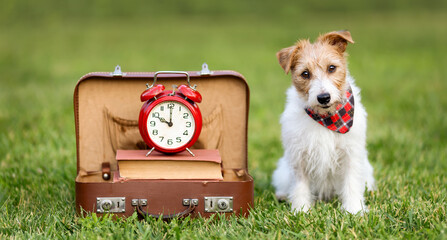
[156,116,170,126]
[169,107,173,126]
[159,117,167,123]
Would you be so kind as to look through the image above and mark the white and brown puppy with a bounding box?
[272,31,375,214]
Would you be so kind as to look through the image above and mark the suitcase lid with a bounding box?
[74,64,249,176]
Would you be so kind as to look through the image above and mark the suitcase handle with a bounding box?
[136,201,196,220]
[148,71,191,89]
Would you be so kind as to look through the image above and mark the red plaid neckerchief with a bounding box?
[305,87,354,134]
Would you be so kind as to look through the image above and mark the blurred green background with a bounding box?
[1,0,446,238]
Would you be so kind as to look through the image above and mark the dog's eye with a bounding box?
[301,71,310,79]
[328,65,336,73]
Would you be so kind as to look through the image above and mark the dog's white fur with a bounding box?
[272,32,375,214]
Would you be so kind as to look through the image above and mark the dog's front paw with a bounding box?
[291,202,311,214]
[275,192,288,202]
[366,180,376,192]
[342,201,368,215]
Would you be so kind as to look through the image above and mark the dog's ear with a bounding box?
[318,30,354,53]
[276,46,296,74]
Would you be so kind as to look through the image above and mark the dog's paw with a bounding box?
[342,202,368,215]
[291,202,311,214]
[275,192,288,202]
[366,180,376,192]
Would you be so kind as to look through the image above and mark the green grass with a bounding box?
[1,0,446,239]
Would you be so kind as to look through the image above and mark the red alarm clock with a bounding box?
[139,71,202,156]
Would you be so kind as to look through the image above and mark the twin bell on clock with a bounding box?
[138,71,202,157]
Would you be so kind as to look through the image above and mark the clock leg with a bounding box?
[145,147,155,157]
[186,148,195,157]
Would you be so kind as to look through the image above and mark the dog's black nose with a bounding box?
[317,93,331,105]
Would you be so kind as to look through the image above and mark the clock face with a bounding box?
[147,100,196,150]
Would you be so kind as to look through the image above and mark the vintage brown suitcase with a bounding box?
[74,64,253,219]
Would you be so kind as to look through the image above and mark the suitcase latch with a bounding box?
[96,197,126,213]
[204,196,233,213]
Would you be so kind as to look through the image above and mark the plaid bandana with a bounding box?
[305,87,354,134]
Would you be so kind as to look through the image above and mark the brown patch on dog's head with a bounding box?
[277,31,355,114]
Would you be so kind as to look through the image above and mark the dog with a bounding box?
[272,31,375,214]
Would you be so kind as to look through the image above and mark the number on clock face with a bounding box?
[147,101,196,149]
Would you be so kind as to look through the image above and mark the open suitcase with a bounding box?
[74,64,254,219]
